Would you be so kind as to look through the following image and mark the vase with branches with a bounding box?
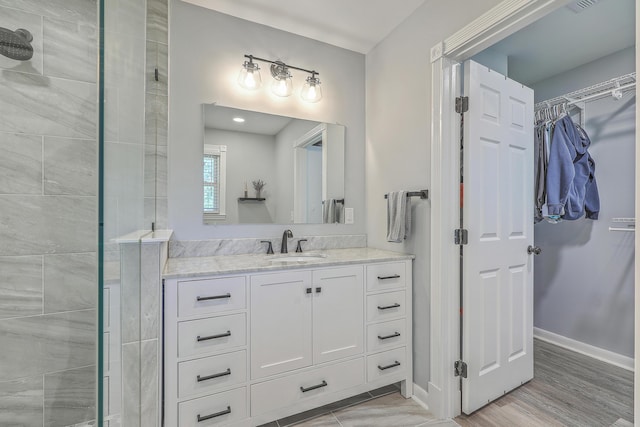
[252,179,266,199]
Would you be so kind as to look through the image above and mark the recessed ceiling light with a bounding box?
[233,117,245,123]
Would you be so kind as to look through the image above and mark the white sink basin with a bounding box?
[267,253,328,263]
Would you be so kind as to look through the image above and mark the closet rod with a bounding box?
[608,227,635,232]
[535,72,636,111]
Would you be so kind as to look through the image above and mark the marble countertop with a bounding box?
[163,247,414,279]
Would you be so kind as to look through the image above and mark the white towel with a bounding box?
[386,191,411,242]
[323,199,337,224]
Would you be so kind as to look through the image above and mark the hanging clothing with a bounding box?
[542,114,600,221]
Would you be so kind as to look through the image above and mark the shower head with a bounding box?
[0,28,34,61]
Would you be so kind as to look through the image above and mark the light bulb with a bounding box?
[271,75,293,97]
[301,74,322,103]
[238,60,261,90]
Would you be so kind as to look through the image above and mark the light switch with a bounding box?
[344,208,354,224]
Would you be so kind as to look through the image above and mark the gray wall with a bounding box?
[169,0,366,240]
[0,1,98,425]
[531,47,635,357]
[365,0,502,391]
[206,128,278,223]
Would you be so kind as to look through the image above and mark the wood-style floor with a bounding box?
[456,339,634,427]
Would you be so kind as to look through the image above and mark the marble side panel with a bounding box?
[0,6,43,75]
[169,234,368,258]
[121,341,140,426]
[0,375,43,426]
[0,310,95,382]
[44,365,95,427]
[0,0,97,24]
[0,71,96,139]
[140,340,159,427]
[43,16,97,83]
[146,0,168,44]
[44,252,97,313]
[0,133,42,195]
[0,255,42,319]
[120,244,141,344]
[0,195,97,256]
[140,244,160,341]
[145,41,168,97]
[144,143,167,198]
[44,137,97,196]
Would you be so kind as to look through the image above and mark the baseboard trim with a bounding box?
[411,383,429,411]
[534,327,634,372]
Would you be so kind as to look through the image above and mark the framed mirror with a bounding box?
[202,104,346,224]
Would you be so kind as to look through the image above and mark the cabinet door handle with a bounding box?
[378,361,401,371]
[197,406,231,422]
[300,380,328,393]
[306,287,312,294]
[315,287,322,293]
[196,330,231,342]
[377,274,401,280]
[196,293,231,302]
[378,332,401,340]
[197,368,231,382]
[377,303,400,310]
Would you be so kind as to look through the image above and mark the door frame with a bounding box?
[427,0,639,419]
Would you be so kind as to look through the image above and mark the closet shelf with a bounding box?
[535,72,636,111]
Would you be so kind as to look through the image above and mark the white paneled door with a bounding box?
[461,60,534,414]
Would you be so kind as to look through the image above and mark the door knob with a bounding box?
[527,245,542,255]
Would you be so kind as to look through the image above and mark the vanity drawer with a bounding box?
[366,262,406,291]
[178,313,246,358]
[178,350,247,398]
[367,318,406,353]
[366,347,406,383]
[366,290,406,322]
[178,387,247,426]
[250,357,364,416]
[178,276,246,318]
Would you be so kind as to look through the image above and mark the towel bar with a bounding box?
[384,190,428,199]
[322,199,344,204]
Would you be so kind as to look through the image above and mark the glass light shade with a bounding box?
[238,61,262,90]
[271,75,293,97]
[301,75,322,103]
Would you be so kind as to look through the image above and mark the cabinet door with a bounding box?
[251,271,313,379]
[312,266,364,364]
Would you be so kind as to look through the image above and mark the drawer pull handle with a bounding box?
[196,293,231,302]
[378,361,401,371]
[378,332,401,340]
[300,380,328,393]
[377,274,401,280]
[197,368,231,382]
[197,406,231,422]
[197,330,231,342]
[378,303,401,310]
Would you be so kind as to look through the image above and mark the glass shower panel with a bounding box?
[101,0,148,425]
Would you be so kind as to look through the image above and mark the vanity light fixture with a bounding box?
[238,54,322,102]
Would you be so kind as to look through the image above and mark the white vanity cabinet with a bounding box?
[164,257,412,427]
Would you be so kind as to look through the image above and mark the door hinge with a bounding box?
[455,96,469,113]
[454,229,468,245]
[454,360,468,378]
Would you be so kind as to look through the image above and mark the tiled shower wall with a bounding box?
[0,0,98,426]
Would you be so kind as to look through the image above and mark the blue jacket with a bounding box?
[546,115,599,220]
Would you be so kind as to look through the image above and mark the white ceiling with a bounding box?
[181,0,427,53]
[486,0,635,85]
[204,105,294,135]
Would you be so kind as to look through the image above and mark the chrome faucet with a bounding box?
[280,229,293,253]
